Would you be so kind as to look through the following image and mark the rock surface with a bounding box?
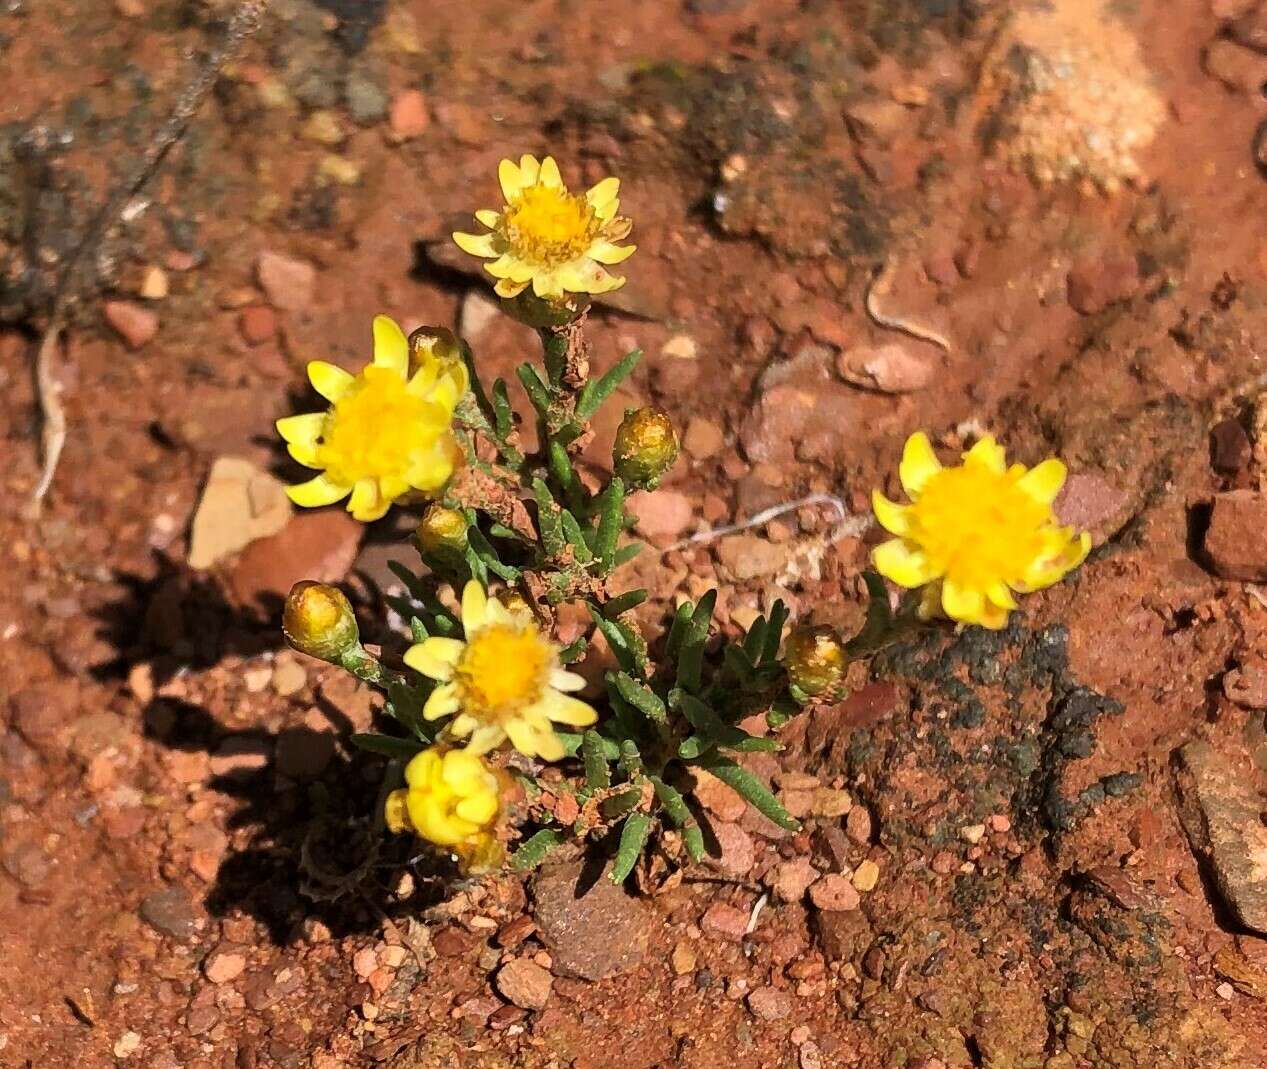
[1204,490,1267,580]
[188,457,292,569]
[533,861,652,980]
[495,958,553,1010]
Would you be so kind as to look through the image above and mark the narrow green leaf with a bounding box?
[511,828,564,872]
[665,599,693,659]
[350,733,425,760]
[386,680,431,740]
[464,544,489,586]
[845,570,894,655]
[547,440,580,501]
[742,614,768,664]
[387,560,429,600]
[560,509,595,564]
[581,730,611,789]
[466,526,520,581]
[618,739,643,778]
[650,775,706,862]
[557,637,587,665]
[491,378,514,439]
[409,616,429,643]
[532,478,566,557]
[594,476,626,570]
[675,590,718,693]
[587,603,638,674]
[610,812,653,883]
[696,755,800,831]
[678,734,712,760]
[600,788,642,820]
[613,543,643,567]
[604,589,648,618]
[762,599,789,665]
[612,671,667,723]
[516,362,552,416]
[674,691,780,752]
[576,348,642,422]
[724,644,756,681]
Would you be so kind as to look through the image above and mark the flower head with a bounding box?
[453,154,635,300]
[782,624,847,698]
[403,580,597,760]
[384,746,504,873]
[283,581,359,662]
[871,432,1091,629]
[613,406,679,489]
[277,315,468,522]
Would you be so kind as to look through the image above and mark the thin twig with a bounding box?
[865,257,953,355]
[667,492,863,552]
[27,0,269,516]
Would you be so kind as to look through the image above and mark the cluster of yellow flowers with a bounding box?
[274,153,1092,873]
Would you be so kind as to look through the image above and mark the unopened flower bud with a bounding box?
[283,581,360,662]
[417,504,469,557]
[494,588,533,620]
[502,289,590,329]
[613,406,679,488]
[782,624,846,698]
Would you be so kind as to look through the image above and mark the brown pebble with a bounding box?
[496,915,537,949]
[809,874,860,912]
[845,805,873,845]
[701,902,750,942]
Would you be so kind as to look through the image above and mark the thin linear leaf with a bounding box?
[557,637,587,665]
[560,510,595,564]
[594,476,626,570]
[675,590,717,693]
[576,348,642,421]
[696,754,800,831]
[618,739,643,778]
[581,730,612,789]
[845,571,893,655]
[587,603,639,674]
[650,775,705,862]
[491,378,514,439]
[600,788,642,821]
[409,616,428,643]
[742,613,768,663]
[610,812,653,883]
[350,733,425,760]
[387,560,430,600]
[511,828,564,872]
[532,478,566,557]
[547,440,580,502]
[604,589,648,618]
[386,680,431,740]
[665,599,693,659]
[516,362,553,416]
[762,599,789,665]
[466,526,520,581]
[612,671,667,723]
[613,543,643,567]
[678,734,713,760]
[674,691,780,752]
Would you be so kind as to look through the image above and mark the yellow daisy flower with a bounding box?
[384,746,504,873]
[452,154,635,300]
[276,315,468,522]
[403,580,597,760]
[871,432,1091,630]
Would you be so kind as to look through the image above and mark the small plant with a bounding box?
[277,154,1092,884]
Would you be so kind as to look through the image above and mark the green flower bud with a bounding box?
[782,624,846,698]
[283,581,360,662]
[502,289,591,329]
[417,504,469,557]
[612,406,679,488]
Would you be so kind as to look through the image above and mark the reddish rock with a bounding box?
[255,251,316,312]
[715,534,790,581]
[810,873,861,912]
[1211,418,1252,476]
[692,770,747,822]
[1054,472,1130,541]
[845,805,873,846]
[533,861,652,980]
[104,300,159,349]
[1066,254,1140,315]
[769,857,818,903]
[238,306,277,346]
[626,489,693,544]
[701,902,750,942]
[683,417,725,460]
[389,89,429,140]
[1225,659,1267,709]
[747,986,794,1021]
[836,342,934,393]
[709,821,757,877]
[496,958,553,1010]
[1204,38,1267,94]
[10,680,79,752]
[1204,490,1267,580]
[204,946,247,984]
[229,511,363,612]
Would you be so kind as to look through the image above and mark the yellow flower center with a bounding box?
[455,624,552,721]
[909,465,1050,590]
[501,184,599,268]
[315,366,446,486]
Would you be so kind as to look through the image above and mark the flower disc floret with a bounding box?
[453,154,635,300]
[403,580,597,760]
[276,316,468,522]
[384,747,503,873]
[871,432,1091,629]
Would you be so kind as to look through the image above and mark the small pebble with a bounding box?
[852,859,879,892]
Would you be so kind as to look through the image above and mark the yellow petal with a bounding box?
[455,793,498,825]
[286,441,320,468]
[518,154,541,186]
[308,361,354,402]
[538,155,562,188]
[916,583,942,621]
[498,157,525,201]
[465,724,506,755]
[1018,458,1067,506]
[899,431,941,497]
[453,231,498,258]
[372,315,409,375]
[384,789,412,834]
[550,669,587,693]
[941,579,986,625]
[347,478,386,522]
[422,681,461,720]
[963,435,1006,473]
[586,176,620,209]
[872,539,937,588]
[461,580,489,632]
[539,691,598,727]
[494,277,529,298]
[871,491,911,536]
[588,240,636,265]
[450,713,479,737]
[404,748,441,786]
[441,749,486,790]
[532,725,566,762]
[405,637,465,681]
[531,270,566,299]
[474,208,501,228]
[276,412,325,447]
[287,473,349,508]
[986,582,1018,609]
[976,601,1009,630]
